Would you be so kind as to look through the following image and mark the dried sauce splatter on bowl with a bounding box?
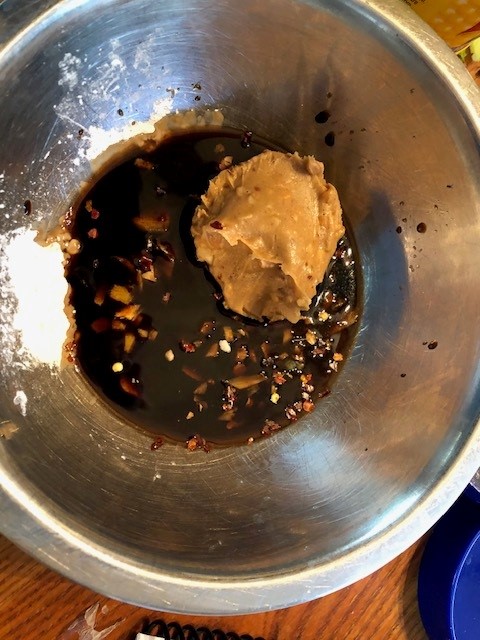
[64,129,360,449]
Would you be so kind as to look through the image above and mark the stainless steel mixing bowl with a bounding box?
[1,0,480,615]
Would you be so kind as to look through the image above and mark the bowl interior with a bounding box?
[1,0,480,614]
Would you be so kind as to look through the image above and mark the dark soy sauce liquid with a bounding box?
[67,129,360,447]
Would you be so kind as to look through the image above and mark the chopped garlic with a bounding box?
[219,339,231,353]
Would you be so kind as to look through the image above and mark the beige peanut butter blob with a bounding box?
[191,150,344,323]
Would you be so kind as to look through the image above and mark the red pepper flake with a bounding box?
[186,434,210,452]
[135,254,154,273]
[91,317,110,333]
[323,290,334,308]
[87,228,98,239]
[302,400,315,412]
[119,375,142,398]
[273,372,287,385]
[200,320,215,335]
[241,130,253,148]
[285,406,298,421]
[90,208,100,220]
[63,206,74,229]
[64,340,77,363]
[158,241,175,262]
[151,437,164,450]
[222,383,238,411]
[261,420,282,436]
[186,436,198,451]
[179,339,196,353]
[210,220,223,230]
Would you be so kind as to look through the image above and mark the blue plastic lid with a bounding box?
[464,469,480,505]
[418,478,480,640]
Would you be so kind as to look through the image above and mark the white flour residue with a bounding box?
[0,171,5,210]
[83,96,173,161]
[133,33,156,72]
[108,50,126,72]
[61,602,122,640]
[0,229,30,371]
[3,229,69,368]
[55,41,128,132]
[43,39,224,219]
[92,39,128,103]
[13,390,27,416]
[58,53,82,90]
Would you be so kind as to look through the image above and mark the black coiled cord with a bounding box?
[143,618,265,640]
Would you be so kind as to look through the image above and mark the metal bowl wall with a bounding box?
[0,0,479,615]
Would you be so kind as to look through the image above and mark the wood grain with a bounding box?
[0,534,428,639]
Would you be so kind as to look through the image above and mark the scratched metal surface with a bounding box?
[0,0,479,615]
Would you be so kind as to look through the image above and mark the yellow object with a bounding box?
[403,0,480,49]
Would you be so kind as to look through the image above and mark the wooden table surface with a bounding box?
[0,534,429,640]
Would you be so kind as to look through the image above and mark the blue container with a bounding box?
[418,480,480,640]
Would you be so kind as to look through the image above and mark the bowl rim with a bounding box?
[1,0,480,615]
